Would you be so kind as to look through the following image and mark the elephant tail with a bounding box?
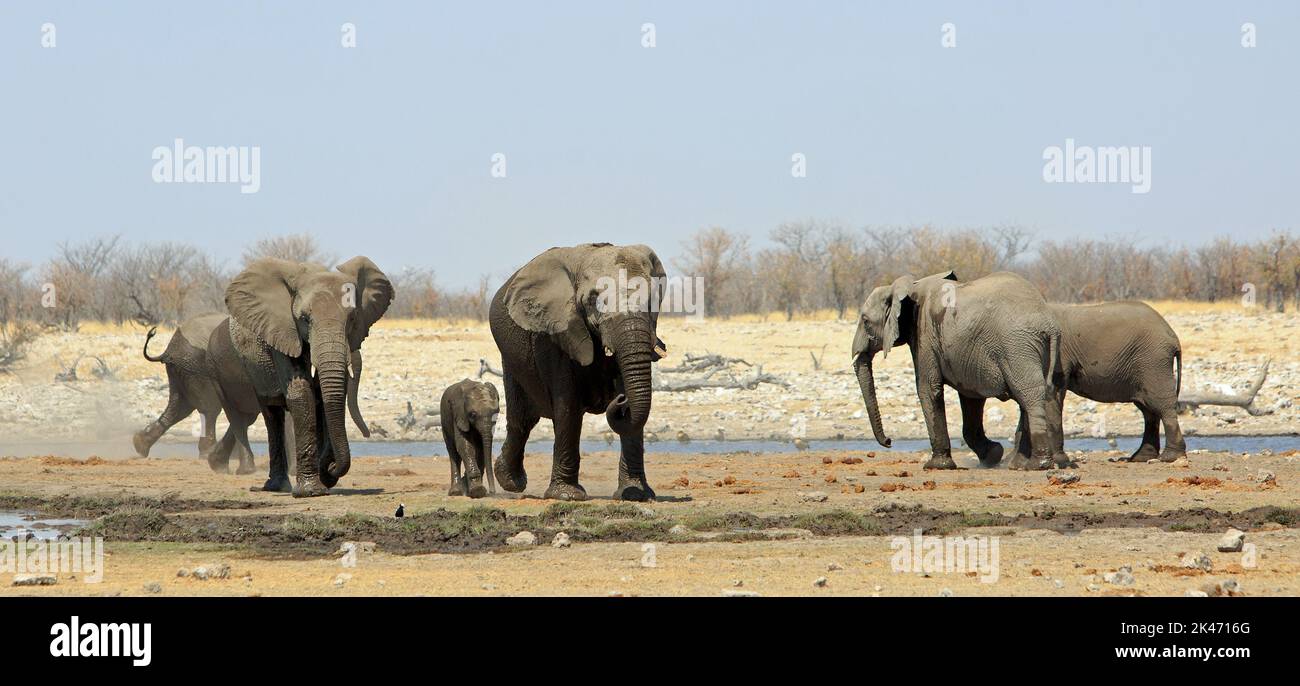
[142,327,167,363]
[1046,330,1061,392]
[1173,346,1182,397]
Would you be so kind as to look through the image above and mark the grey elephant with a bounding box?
[133,314,256,471]
[205,256,392,496]
[977,301,1184,463]
[851,270,1067,470]
[440,379,499,498]
[489,243,668,501]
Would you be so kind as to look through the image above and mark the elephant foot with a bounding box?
[261,476,293,493]
[132,432,153,458]
[319,469,340,489]
[1158,448,1187,463]
[207,455,231,474]
[465,476,488,499]
[448,478,467,497]
[1052,452,1076,469]
[543,481,588,502]
[197,436,216,457]
[613,478,656,502]
[235,459,257,476]
[923,453,958,470]
[974,441,1004,468]
[292,477,330,498]
[1007,452,1049,470]
[1128,445,1159,463]
[494,459,527,493]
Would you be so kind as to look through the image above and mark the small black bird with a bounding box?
[394,503,405,518]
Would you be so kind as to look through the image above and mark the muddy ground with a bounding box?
[2,444,1296,596]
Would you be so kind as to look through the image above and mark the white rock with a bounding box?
[1217,529,1245,553]
[12,574,57,586]
[507,531,537,547]
[551,532,571,548]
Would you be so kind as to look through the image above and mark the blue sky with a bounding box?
[1,1,1296,286]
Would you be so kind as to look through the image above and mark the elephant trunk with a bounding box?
[312,333,353,482]
[607,318,654,435]
[854,353,892,448]
[346,349,371,437]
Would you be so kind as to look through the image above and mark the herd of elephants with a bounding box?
[132,242,1185,501]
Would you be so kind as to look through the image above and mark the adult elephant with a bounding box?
[490,243,668,501]
[980,302,1184,463]
[133,313,255,472]
[851,270,1067,470]
[205,256,392,496]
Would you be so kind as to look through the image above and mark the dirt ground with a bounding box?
[1,444,1296,597]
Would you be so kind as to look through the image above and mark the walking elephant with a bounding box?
[851,270,1068,470]
[205,256,392,496]
[440,378,500,498]
[970,301,1185,463]
[489,243,668,501]
[133,314,255,471]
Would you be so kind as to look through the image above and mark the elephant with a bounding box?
[204,256,392,497]
[851,270,1068,470]
[133,313,255,472]
[489,243,669,501]
[972,301,1185,463]
[440,378,499,498]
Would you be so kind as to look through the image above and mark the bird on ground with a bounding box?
[394,503,405,518]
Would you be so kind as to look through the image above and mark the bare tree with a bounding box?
[242,234,336,267]
[674,227,751,318]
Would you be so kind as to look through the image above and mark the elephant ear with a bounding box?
[225,259,304,358]
[504,248,594,366]
[881,275,914,358]
[453,385,470,433]
[483,381,499,407]
[336,256,395,350]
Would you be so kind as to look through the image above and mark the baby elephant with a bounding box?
[440,379,500,498]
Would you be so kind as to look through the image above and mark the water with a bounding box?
[0,512,87,541]
[247,434,1298,457]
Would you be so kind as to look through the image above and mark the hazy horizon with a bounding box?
[2,1,1297,286]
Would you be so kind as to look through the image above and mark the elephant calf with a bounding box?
[440,379,499,498]
[991,302,1185,462]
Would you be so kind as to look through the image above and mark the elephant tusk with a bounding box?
[653,339,668,359]
[604,346,615,357]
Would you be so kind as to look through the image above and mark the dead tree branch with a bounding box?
[1178,358,1273,416]
[477,358,502,378]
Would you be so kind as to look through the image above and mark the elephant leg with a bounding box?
[259,406,292,492]
[494,372,537,494]
[134,368,195,458]
[446,448,466,496]
[1128,403,1161,462]
[614,430,654,501]
[959,395,1003,467]
[1007,382,1054,470]
[916,372,956,470]
[544,401,587,501]
[1008,408,1033,468]
[232,415,257,475]
[454,431,485,498]
[1156,401,1186,462]
[198,411,218,457]
[1045,386,1073,467]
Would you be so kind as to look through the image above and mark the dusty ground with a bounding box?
[1,444,1296,597]
[0,304,1296,448]
[1,304,1296,596]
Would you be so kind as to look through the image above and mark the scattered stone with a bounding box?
[826,562,842,572]
[722,589,761,597]
[1047,471,1080,485]
[1201,578,1243,597]
[1103,566,1135,586]
[939,588,953,597]
[1087,583,1101,592]
[142,582,162,594]
[176,568,190,578]
[1185,589,1209,597]
[506,531,537,547]
[1217,528,1246,553]
[1170,457,1190,468]
[12,574,56,587]
[333,573,352,588]
[813,576,828,588]
[1181,552,1213,572]
[732,579,744,587]
[669,524,689,536]
[1054,579,1065,589]
[551,532,571,548]
[191,563,231,580]
[797,491,828,503]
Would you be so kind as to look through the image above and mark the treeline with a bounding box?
[675,223,1300,319]
[0,234,491,331]
[2,226,1298,334]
